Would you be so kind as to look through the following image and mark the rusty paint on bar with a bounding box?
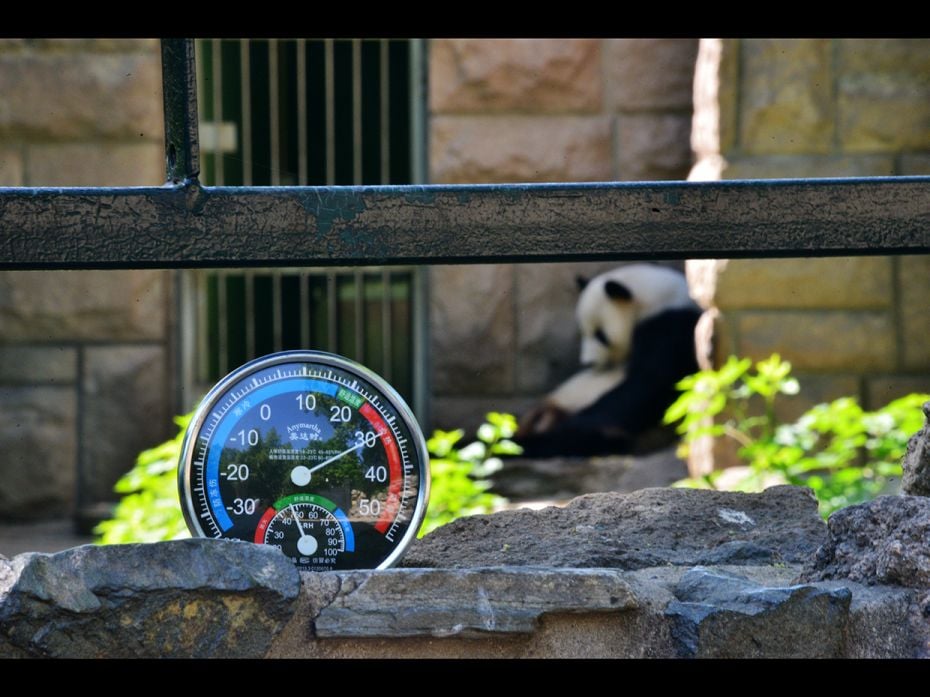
[1,178,930,270]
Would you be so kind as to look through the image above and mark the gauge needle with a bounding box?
[305,432,384,475]
[290,505,318,556]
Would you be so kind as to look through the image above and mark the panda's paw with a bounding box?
[515,402,569,439]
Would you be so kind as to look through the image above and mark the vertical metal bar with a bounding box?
[352,39,362,185]
[409,38,427,185]
[300,270,310,348]
[272,271,283,352]
[269,38,281,185]
[409,39,428,420]
[327,272,338,352]
[217,270,229,378]
[240,39,253,186]
[411,266,430,425]
[381,269,392,381]
[245,271,255,359]
[325,39,335,184]
[211,38,224,185]
[196,271,208,383]
[380,39,390,184]
[296,38,308,185]
[160,38,201,184]
[354,270,364,362]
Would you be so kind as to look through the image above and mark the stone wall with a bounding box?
[428,39,700,431]
[690,39,930,434]
[0,39,171,524]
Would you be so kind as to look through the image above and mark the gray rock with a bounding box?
[665,567,851,658]
[404,485,827,569]
[0,539,299,658]
[800,495,930,588]
[311,567,636,638]
[902,401,930,496]
[0,386,76,518]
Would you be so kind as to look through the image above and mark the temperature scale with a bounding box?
[177,351,430,570]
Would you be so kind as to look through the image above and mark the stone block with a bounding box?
[0,346,77,385]
[666,567,850,658]
[898,256,930,370]
[429,39,601,114]
[80,346,170,504]
[0,387,76,518]
[0,539,299,658]
[430,115,612,183]
[899,153,930,175]
[312,567,636,638]
[26,142,164,186]
[0,270,167,342]
[739,39,833,155]
[866,376,930,410]
[615,113,693,181]
[26,39,160,53]
[0,52,163,140]
[514,261,620,393]
[429,264,514,396]
[737,311,895,372]
[773,373,861,424]
[691,39,739,158]
[0,147,23,186]
[838,40,930,152]
[604,39,699,111]
[723,154,895,179]
[430,396,537,435]
[714,258,893,310]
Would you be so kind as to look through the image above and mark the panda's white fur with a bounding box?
[514,264,701,455]
[576,264,696,369]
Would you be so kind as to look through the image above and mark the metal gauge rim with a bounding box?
[177,349,431,570]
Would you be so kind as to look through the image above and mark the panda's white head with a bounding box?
[576,264,696,369]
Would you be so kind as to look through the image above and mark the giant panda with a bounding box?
[513,264,703,458]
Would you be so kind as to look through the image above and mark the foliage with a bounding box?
[96,410,517,544]
[420,412,518,537]
[665,354,929,517]
[93,414,191,544]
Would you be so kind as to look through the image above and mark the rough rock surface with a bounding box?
[902,402,930,496]
[800,495,930,588]
[404,486,827,570]
[307,567,636,638]
[665,567,851,658]
[0,539,299,658]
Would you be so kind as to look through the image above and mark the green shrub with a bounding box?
[93,414,191,544]
[665,354,929,517]
[420,411,517,537]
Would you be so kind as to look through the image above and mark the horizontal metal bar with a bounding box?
[2,177,930,270]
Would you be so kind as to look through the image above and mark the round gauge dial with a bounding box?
[178,351,430,570]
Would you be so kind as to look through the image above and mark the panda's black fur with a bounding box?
[513,265,703,458]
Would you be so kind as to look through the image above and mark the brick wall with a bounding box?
[0,39,171,522]
[689,38,930,447]
[427,39,700,431]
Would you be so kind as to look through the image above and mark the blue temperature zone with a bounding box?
[206,378,340,531]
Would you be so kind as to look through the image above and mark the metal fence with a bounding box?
[181,39,428,414]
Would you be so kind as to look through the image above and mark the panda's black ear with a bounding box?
[604,280,633,301]
[576,275,589,291]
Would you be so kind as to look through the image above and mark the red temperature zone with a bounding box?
[360,402,403,533]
